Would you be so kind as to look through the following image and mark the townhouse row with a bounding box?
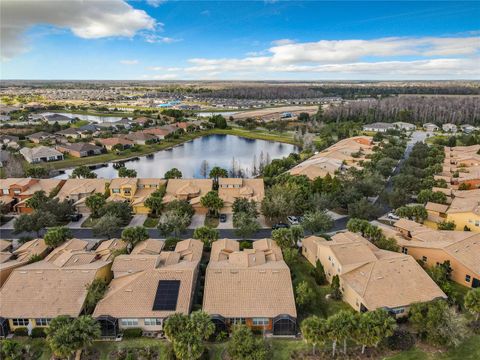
[0,177,265,215]
[0,228,458,338]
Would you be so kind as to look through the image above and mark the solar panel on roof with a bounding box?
[152,280,180,311]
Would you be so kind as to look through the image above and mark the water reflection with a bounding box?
[59,134,298,179]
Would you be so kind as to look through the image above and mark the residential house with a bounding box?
[218,178,264,213]
[393,122,416,131]
[289,136,374,180]
[133,117,152,126]
[56,127,83,139]
[26,132,56,144]
[126,132,157,145]
[442,123,458,133]
[20,146,64,163]
[108,178,166,214]
[302,232,446,316]
[0,239,49,287]
[0,135,20,149]
[362,122,395,132]
[93,239,203,337]
[385,219,480,288]
[0,178,64,214]
[461,124,476,134]
[203,239,297,335]
[97,137,134,151]
[0,239,114,333]
[55,178,108,213]
[142,127,172,140]
[163,179,213,214]
[424,123,439,132]
[43,113,73,125]
[56,142,103,158]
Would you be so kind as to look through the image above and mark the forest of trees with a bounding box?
[320,96,480,125]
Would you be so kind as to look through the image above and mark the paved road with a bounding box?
[0,216,349,240]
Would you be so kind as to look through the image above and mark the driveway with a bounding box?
[188,214,206,229]
[217,213,233,229]
[0,216,17,230]
[66,214,89,229]
[128,215,148,227]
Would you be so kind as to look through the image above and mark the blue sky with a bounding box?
[1,1,479,80]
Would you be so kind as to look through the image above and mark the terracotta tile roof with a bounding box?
[131,239,165,255]
[56,178,108,201]
[0,240,112,318]
[0,240,11,252]
[93,239,203,319]
[164,179,213,204]
[203,239,296,319]
[425,202,449,213]
[218,178,265,206]
[305,231,446,310]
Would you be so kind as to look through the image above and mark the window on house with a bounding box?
[402,247,408,254]
[252,318,269,326]
[120,319,138,327]
[422,256,428,262]
[112,189,120,193]
[144,318,162,326]
[391,308,405,314]
[2,189,8,195]
[466,275,471,282]
[12,319,29,326]
[13,189,21,195]
[123,188,131,195]
[231,318,246,325]
[475,221,480,227]
[35,318,51,326]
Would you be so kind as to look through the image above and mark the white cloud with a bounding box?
[1,0,156,60]
[120,59,139,65]
[144,34,181,44]
[180,35,480,78]
[146,0,166,7]
[271,39,295,46]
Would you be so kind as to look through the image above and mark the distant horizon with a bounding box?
[1,1,479,80]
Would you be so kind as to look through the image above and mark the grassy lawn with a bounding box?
[268,338,310,360]
[290,255,352,321]
[210,127,300,145]
[81,216,99,228]
[88,338,171,360]
[144,216,159,228]
[205,215,220,228]
[7,334,479,360]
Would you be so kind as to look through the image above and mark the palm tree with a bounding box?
[209,166,228,189]
[301,316,327,355]
[326,310,355,356]
[354,309,397,354]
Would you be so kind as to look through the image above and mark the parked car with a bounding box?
[387,212,400,220]
[272,223,290,230]
[70,213,83,222]
[219,214,227,223]
[287,216,299,225]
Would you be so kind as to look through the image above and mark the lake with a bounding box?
[58,134,298,179]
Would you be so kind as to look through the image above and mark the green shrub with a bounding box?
[31,327,46,338]
[122,328,143,338]
[14,327,28,336]
[164,237,179,251]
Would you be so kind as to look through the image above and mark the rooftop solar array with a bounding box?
[152,280,180,311]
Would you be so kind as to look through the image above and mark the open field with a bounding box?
[232,105,318,121]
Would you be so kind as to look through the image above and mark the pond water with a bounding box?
[58,134,298,179]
